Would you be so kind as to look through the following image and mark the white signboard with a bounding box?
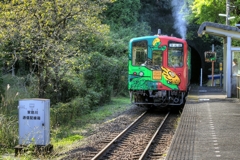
[18,99,50,145]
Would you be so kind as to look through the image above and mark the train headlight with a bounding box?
[139,72,144,76]
[133,72,137,75]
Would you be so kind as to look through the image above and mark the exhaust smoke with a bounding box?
[171,0,188,39]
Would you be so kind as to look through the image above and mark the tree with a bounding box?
[101,0,151,57]
[0,0,113,101]
[190,0,240,25]
[103,0,141,29]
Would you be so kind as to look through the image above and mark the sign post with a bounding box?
[205,51,217,86]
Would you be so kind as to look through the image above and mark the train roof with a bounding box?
[129,35,186,43]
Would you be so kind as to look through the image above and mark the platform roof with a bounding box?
[198,22,240,40]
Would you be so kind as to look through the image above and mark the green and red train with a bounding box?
[128,30,191,107]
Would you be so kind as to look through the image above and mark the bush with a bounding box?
[0,76,4,104]
[0,114,18,153]
[51,96,92,126]
[84,52,128,104]
[0,75,31,153]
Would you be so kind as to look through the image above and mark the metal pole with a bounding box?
[226,0,230,25]
[211,44,215,86]
[227,36,232,97]
[200,68,202,87]
[212,61,214,86]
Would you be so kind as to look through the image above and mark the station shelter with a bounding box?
[198,22,240,97]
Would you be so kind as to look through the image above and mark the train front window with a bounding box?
[132,40,147,66]
[168,42,183,68]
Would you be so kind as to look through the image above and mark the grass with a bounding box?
[1,96,131,159]
[52,135,84,148]
[50,96,131,156]
[76,97,130,126]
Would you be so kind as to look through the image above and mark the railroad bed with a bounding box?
[61,109,181,160]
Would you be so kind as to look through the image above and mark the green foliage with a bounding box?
[100,0,151,57]
[51,96,91,126]
[190,0,240,26]
[0,0,112,100]
[111,56,128,96]
[0,114,18,153]
[0,0,148,107]
[0,84,20,115]
[84,52,128,103]
[0,76,32,154]
[103,0,141,29]
[84,52,113,104]
[49,51,128,125]
[0,76,4,104]
[190,0,224,24]
[103,24,150,57]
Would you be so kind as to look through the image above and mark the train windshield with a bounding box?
[168,42,183,68]
[132,40,162,70]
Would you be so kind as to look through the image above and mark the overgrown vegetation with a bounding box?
[0,76,131,158]
[0,76,30,155]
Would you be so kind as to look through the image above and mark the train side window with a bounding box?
[132,40,147,66]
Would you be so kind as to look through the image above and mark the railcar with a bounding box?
[128,30,191,107]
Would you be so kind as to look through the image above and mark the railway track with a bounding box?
[140,112,178,159]
[61,109,179,160]
[89,110,175,160]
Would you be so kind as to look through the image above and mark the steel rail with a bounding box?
[91,111,147,160]
[138,112,170,160]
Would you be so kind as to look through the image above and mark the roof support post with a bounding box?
[223,38,227,92]
[226,36,232,97]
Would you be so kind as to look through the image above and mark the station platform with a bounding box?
[167,85,240,160]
